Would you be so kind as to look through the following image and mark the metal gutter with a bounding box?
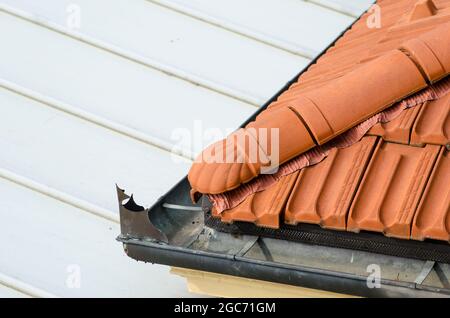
[117,237,450,298]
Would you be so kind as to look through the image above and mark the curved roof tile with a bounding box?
[196,0,450,243]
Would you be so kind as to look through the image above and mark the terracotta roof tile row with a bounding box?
[212,77,449,240]
[214,138,449,242]
[296,0,450,90]
[188,0,450,197]
[208,77,449,213]
[368,91,450,145]
[192,0,450,243]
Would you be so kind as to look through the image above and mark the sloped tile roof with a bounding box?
[191,0,450,243]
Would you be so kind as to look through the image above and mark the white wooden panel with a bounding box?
[0,11,254,156]
[0,0,357,299]
[0,87,190,212]
[0,177,194,297]
[0,0,310,103]
[152,0,354,57]
[310,0,373,17]
[0,284,30,298]
[0,273,56,297]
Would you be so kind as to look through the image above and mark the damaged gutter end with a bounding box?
[116,185,169,244]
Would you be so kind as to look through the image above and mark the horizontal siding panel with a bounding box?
[153,0,354,56]
[0,273,56,297]
[0,284,30,298]
[310,0,373,17]
[0,0,357,298]
[0,177,193,297]
[0,0,310,103]
[0,87,190,212]
[0,11,254,156]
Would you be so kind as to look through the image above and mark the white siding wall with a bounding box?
[0,0,368,297]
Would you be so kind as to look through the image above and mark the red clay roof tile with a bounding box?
[298,1,450,91]
[189,5,450,196]
[411,147,450,241]
[284,136,377,230]
[217,171,298,228]
[411,93,450,145]
[368,105,422,144]
[409,0,438,22]
[188,0,450,244]
[347,141,440,239]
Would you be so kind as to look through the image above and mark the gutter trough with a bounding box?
[116,176,450,297]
